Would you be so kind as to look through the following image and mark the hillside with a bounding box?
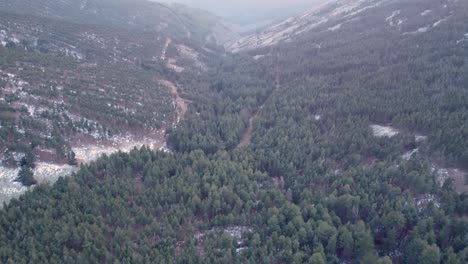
[0,0,467,263]
[0,0,237,45]
[229,0,467,51]
[0,0,234,204]
[233,0,468,186]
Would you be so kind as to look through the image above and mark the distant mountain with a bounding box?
[229,0,468,52]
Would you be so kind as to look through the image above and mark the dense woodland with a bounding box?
[0,0,467,263]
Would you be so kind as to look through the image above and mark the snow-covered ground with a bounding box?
[194,225,252,254]
[404,26,430,34]
[415,194,440,212]
[386,10,402,27]
[421,10,432,16]
[456,32,468,44]
[0,163,78,206]
[73,132,165,163]
[0,167,26,206]
[160,37,171,61]
[370,125,399,137]
[433,16,451,27]
[0,132,167,207]
[253,55,266,60]
[415,135,428,142]
[402,148,419,161]
[328,23,342,31]
[33,163,78,184]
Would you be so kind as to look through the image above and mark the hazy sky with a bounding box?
[158,0,325,24]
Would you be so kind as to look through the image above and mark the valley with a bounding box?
[0,0,467,263]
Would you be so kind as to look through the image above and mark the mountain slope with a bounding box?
[0,0,237,46]
[0,0,236,204]
[229,0,467,52]
[238,0,468,190]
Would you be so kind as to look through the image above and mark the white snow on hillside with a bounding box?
[0,167,25,206]
[386,10,404,28]
[421,10,432,16]
[386,10,400,25]
[328,23,342,31]
[433,16,451,27]
[370,125,399,137]
[229,0,390,52]
[403,26,430,35]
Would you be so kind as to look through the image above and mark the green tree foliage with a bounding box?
[0,0,467,263]
[16,165,37,186]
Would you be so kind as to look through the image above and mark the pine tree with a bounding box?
[16,166,37,186]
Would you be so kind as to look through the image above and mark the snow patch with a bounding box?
[432,166,467,193]
[158,142,173,154]
[403,26,430,35]
[421,10,432,16]
[456,33,468,44]
[386,10,401,27]
[0,162,77,206]
[328,23,342,31]
[80,0,88,10]
[224,226,253,245]
[33,163,77,185]
[415,194,440,212]
[253,55,265,60]
[370,125,399,138]
[167,63,184,73]
[433,16,450,27]
[415,135,428,142]
[0,167,26,206]
[160,38,171,61]
[417,27,430,33]
[402,148,418,161]
[73,132,165,164]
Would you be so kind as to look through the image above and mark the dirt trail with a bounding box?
[238,52,280,148]
[238,113,257,148]
[159,79,190,126]
[161,38,172,61]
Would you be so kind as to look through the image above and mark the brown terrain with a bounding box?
[237,113,257,148]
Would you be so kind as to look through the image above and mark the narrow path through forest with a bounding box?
[237,113,257,148]
[161,38,172,61]
[159,79,189,127]
[237,52,280,148]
